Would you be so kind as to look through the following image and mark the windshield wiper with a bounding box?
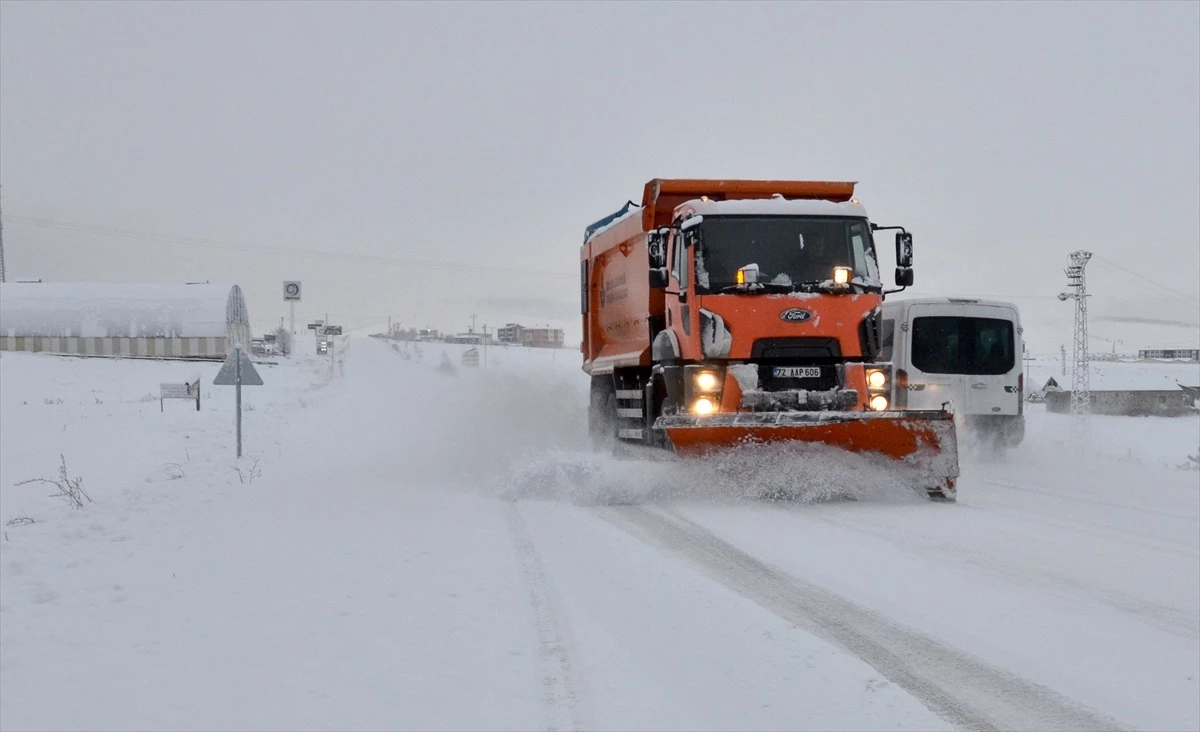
[795,279,882,294]
[715,282,795,294]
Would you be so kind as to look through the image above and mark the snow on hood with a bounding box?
[0,282,249,338]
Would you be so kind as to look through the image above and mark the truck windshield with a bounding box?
[693,216,880,293]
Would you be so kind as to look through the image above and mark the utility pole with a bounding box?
[470,314,477,334]
[1058,250,1093,444]
[0,184,7,283]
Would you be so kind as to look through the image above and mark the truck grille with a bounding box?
[750,338,841,392]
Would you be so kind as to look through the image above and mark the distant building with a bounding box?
[522,327,565,349]
[0,282,251,360]
[1182,385,1200,411]
[1042,363,1200,417]
[497,323,525,344]
[1138,348,1199,361]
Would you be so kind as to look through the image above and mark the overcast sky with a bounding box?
[2,0,1197,352]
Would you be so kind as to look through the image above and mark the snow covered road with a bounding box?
[2,336,1197,730]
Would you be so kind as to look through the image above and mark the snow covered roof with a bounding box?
[882,296,1021,312]
[1030,360,1200,393]
[687,197,870,219]
[0,283,249,338]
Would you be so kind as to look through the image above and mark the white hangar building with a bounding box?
[0,282,252,360]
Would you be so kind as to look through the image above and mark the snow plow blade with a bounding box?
[657,410,960,498]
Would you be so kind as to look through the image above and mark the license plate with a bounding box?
[772,366,822,379]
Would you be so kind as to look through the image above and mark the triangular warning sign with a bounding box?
[214,346,264,386]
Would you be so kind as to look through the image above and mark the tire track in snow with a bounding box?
[596,504,1124,732]
[781,506,1200,641]
[504,502,589,732]
[961,497,1198,562]
[982,479,1200,524]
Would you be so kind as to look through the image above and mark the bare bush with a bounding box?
[273,326,293,356]
[17,455,92,509]
[5,515,36,527]
[234,457,262,484]
[436,351,458,377]
[1179,449,1200,472]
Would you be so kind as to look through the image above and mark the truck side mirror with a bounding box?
[649,267,668,289]
[896,232,913,268]
[895,267,914,287]
[648,229,668,268]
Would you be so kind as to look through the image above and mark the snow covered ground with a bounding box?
[1,335,1197,731]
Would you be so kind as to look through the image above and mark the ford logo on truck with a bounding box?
[779,308,814,323]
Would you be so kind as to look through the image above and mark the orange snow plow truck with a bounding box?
[580,179,960,500]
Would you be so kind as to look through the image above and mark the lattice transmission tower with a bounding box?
[0,185,6,283]
[1058,250,1092,442]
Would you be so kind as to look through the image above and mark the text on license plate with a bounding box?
[773,366,822,379]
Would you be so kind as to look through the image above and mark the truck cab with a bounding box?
[646,191,914,425]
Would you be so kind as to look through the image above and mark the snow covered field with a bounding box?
[2,336,1197,731]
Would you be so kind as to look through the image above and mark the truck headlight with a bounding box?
[684,364,724,414]
[870,395,889,411]
[866,369,887,389]
[695,371,720,391]
[833,266,852,285]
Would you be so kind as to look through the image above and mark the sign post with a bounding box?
[283,281,302,355]
[214,345,264,457]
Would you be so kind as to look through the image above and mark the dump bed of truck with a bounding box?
[580,202,661,375]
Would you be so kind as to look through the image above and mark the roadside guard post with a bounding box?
[214,345,264,458]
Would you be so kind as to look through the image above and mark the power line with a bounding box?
[918,292,1060,300]
[7,215,576,281]
[1091,254,1199,304]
